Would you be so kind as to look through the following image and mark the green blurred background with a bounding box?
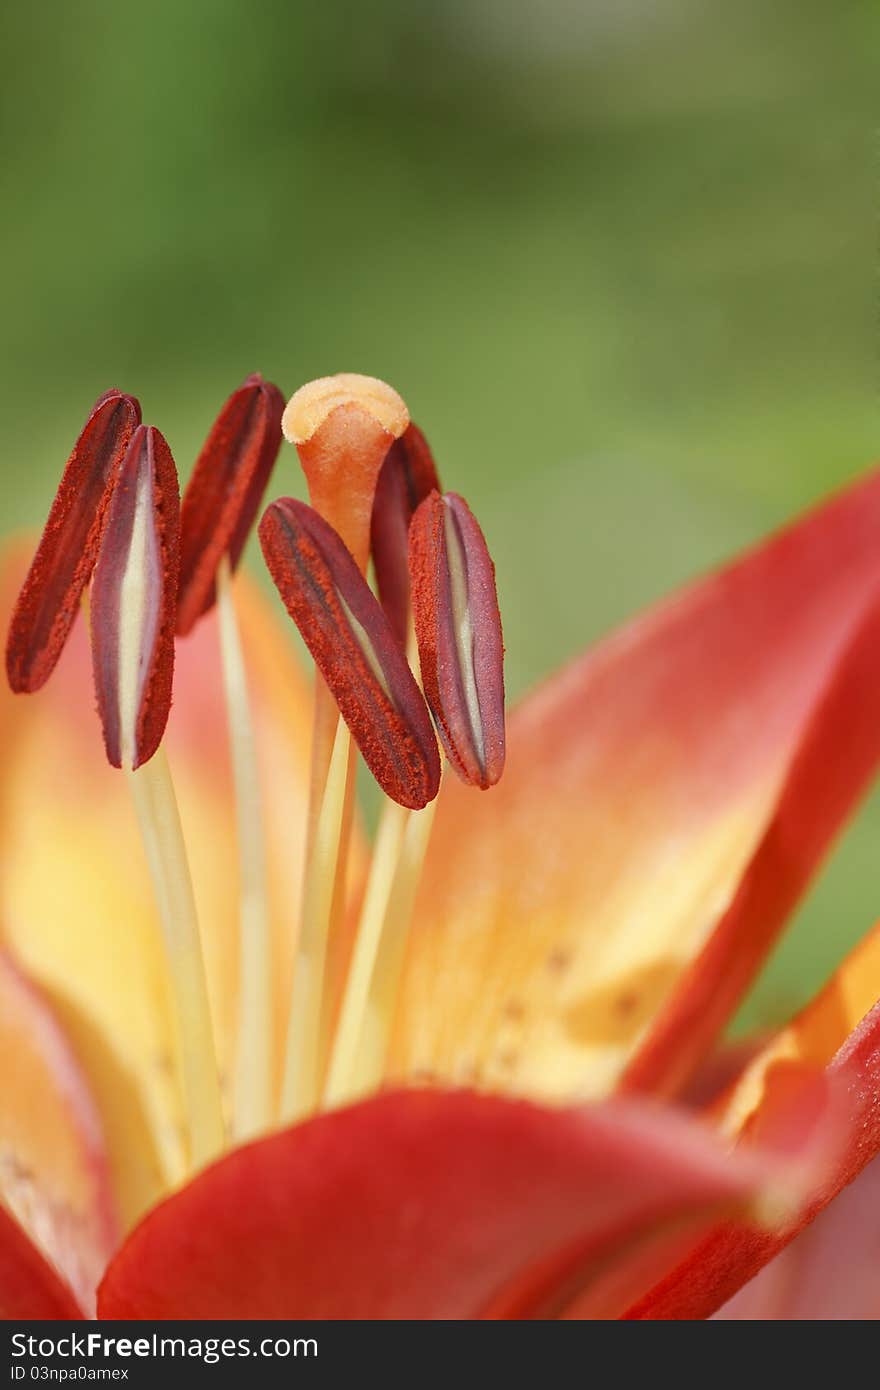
[1,0,876,1032]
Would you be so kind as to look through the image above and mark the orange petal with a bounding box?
[388,470,880,1102]
[0,540,323,1226]
[0,951,115,1315]
[622,919,880,1318]
[97,1088,792,1320]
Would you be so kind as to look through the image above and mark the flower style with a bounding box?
[2,370,880,1321]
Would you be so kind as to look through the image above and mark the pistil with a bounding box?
[270,376,413,1122]
[281,373,409,836]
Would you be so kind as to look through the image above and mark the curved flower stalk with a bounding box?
[2,372,880,1319]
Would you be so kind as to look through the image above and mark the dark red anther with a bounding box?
[90,425,181,770]
[5,390,142,693]
[370,423,440,646]
[259,498,440,810]
[408,490,505,789]
[176,373,284,635]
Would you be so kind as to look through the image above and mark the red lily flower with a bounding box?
[2,374,880,1320]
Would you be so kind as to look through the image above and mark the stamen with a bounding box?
[279,717,352,1123]
[216,556,272,1141]
[86,420,224,1165]
[259,498,440,810]
[6,390,141,694]
[176,374,284,636]
[409,491,506,788]
[127,747,226,1170]
[173,374,283,1140]
[90,426,178,770]
[370,424,441,645]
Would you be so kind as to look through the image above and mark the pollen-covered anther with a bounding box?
[5,389,142,694]
[90,424,180,770]
[176,372,285,636]
[370,423,441,646]
[258,498,440,810]
[409,490,506,789]
[281,374,410,570]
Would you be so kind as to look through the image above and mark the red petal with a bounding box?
[90,424,180,769]
[259,498,440,809]
[409,491,506,788]
[620,594,880,1098]
[0,1207,84,1318]
[371,423,441,645]
[177,373,284,635]
[5,390,141,693]
[622,923,880,1319]
[97,1089,789,1320]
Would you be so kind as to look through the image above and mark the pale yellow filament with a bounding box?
[323,797,409,1105]
[216,557,273,1141]
[279,717,352,1123]
[327,791,439,1106]
[127,747,226,1170]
